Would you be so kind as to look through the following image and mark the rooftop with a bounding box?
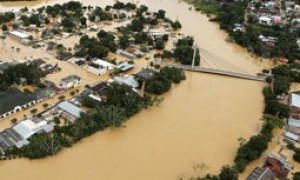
[0,88,36,115]
[60,75,81,84]
[57,101,84,118]
[291,93,300,108]
[9,31,30,39]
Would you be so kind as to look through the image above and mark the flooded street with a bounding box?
[0,0,267,179]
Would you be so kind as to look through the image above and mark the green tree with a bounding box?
[219,166,238,180]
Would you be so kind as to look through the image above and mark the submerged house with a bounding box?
[87,59,115,76]
[59,75,81,90]
[115,61,135,72]
[0,88,37,120]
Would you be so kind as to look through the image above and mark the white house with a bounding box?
[9,31,30,41]
[258,16,273,26]
[59,75,81,90]
[87,59,115,76]
[114,74,139,89]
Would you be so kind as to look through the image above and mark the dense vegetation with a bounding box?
[4,66,185,159]
[0,63,44,91]
[0,12,15,24]
[174,36,200,65]
[186,0,300,62]
[294,172,300,180]
[145,66,186,95]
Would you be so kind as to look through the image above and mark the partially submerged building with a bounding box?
[87,59,115,76]
[0,88,37,120]
[116,61,135,72]
[290,92,300,119]
[0,118,54,151]
[59,75,81,90]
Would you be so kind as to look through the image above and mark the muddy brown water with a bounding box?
[0,0,268,179]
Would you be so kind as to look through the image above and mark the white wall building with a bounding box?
[87,59,115,76]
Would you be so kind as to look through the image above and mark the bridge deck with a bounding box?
[177,65,266,82]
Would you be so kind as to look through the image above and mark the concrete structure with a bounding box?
[114,74,139,89]
[0,119,54,151]
[0,88,37,120]
[116,61,135,72]
[59,75,81,90]
[87,59,115,76]
[9,31,30,41]
[259,16,273,26]
[177,65,266,81]
[57,101,83,118]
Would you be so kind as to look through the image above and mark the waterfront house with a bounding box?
[59,75,81,90]
[55,101,85,122]
[246,167,275,180]
[0,118,54,151]
[0,88,37,120]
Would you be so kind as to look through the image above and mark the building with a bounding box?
[258,16,273,26]
[0,119,54,151]
[9,31,30,41]
[87,59,115,76]
[0,88,37,120]
[114,74,139,89]
[290,92,300,119]
[246,167,275,180]
[284,131,299,143]
[116,61,135,72]
[135,68,156,80]
[59,75,81,90]
[287,117,300,135]
[87,81,108,94]
[263,154,292,179]
[55,101,85,122]
[116,49,137,59]
[56,52,73,61]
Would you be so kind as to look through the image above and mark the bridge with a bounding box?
[177,65,266,82]
[172,46,266,82]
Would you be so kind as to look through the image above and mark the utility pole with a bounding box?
[192,44,198,69]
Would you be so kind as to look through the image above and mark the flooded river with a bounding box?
[0,0,267,179]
